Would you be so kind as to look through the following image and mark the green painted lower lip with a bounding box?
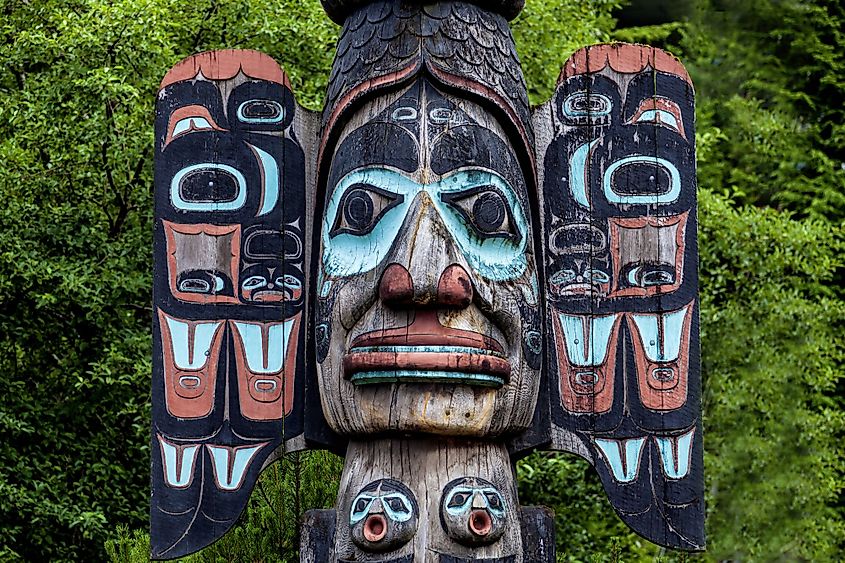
[350,370,504,388]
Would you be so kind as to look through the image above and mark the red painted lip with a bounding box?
[343,311,510,382]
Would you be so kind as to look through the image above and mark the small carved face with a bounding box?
[349,479,419,552]
[316,81,541,437]
[439,477,507,546]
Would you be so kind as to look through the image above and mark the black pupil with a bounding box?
[242,100,281,120]
[472,192,506,233]
[180,169,238,202]
[611,162,672,196]
[487,494,500,508]
[355,499,368,512]
[343,188,375,231]
[388,498,404,512]
[450,493,466,507]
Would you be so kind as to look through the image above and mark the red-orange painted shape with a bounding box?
[553,313,621,414]
[627,303,694,411]
[608,212,688,299]
[230,313,301,421]
[164,105,226,147]
[160,49,289,89]
[628,97,687,140]
[343,350,511,381]
[350,311,504,353]
[559,44,692,86]
[158,310,225,419]
[163,221,241,305]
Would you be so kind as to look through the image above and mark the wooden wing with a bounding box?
[151,50,315,559]
[533,44,704,550]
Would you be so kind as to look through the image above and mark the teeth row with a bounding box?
[594,427,695,483]
[158,435,266,491]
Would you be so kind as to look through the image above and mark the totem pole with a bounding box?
[150,1,704,560]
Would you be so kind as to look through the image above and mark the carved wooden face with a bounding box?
[316,81,541,437]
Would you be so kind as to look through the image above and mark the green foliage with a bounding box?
[513,0,624,104]
[682,0,845,221]
[697,189,845,560]
[0,1,335,560]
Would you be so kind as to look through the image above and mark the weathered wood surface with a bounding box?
[533,43,704,549]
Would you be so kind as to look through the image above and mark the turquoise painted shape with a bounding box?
[207,444,264,491]
[159,436,199,488]
[602,155,681,206]
[322,167,529,282]
[248,143,281,216]
[594,437,646,483]
[629,304,690,362]
[350,370,504,388]
[170,163,247,212]
[655,427,695,479]
[165,317,222,370]
[567,139,599,208]
[232,318,296,374]
[558,312,620,366]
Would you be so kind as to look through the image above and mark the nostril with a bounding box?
[437,264,473,308]
[363,513,388,542]
[379,263,414,306]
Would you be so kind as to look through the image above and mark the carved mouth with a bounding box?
[343,311,510,388]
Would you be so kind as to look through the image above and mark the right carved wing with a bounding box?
[533,44,705,550]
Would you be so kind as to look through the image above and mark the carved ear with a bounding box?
[533,43,704,550]
[151,50,318,559]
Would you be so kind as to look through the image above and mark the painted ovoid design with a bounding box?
[151,2,703,559]
[538,44,703,549]
[151,50,307,559]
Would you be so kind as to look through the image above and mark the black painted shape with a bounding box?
[539,50,704,550]
[438,555,516,563]
[151,53,311,559]
[321,0,525,24]
[519,507,556,563]
[301,509,337,562]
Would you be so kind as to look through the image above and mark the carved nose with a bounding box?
[379,263,473,309]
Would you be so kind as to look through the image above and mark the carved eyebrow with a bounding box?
[164,105,225,146]
[628,97,686,139]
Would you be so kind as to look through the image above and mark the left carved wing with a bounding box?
[533,43,704,550]
[151,50,314,559]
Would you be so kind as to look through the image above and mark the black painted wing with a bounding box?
[534,44,704,550]
[151,50,313,559]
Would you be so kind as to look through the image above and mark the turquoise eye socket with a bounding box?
[321,167,529,282]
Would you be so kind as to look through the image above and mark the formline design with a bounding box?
[151,1,703,560]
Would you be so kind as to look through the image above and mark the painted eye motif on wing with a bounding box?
[629,97,686,139]
[441,186,520,242]
[164,105,224,146]
[330,183,403,237]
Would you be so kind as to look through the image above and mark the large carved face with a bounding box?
[315,80,541,437]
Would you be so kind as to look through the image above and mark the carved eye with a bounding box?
[242,276,267,290]
[352,496,372,520]
[331,183,403,236]
[448,492,469,509]
[442,186,519,242]
[386,496,408,514]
